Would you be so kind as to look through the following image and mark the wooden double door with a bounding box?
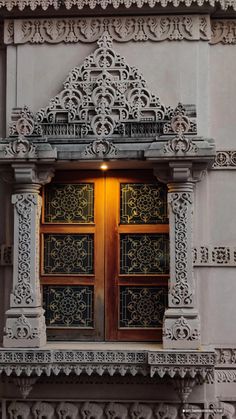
[41,170,169,341]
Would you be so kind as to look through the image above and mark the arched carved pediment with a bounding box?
[34,32,195,141]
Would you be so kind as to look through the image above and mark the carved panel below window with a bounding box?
[120,286,167,328]
[120,234,169,275]
[43,234,94,275]
[44,183,94,223]
[43,285,94,328]
[120,183,168,224]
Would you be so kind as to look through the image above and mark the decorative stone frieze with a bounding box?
[5,17,236,46]
[193,245,236,266]
[0,348,215,380]
[0,0,235,11]
[212,150,236,169]
[4,15,211,45]
[211,20,236,44]
[3,164,54,348]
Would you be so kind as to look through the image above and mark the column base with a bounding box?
[3,307,47,348]
[163,309,201,350]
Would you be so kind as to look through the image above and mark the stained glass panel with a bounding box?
[43,285,94,328]
[44,183,94,223]
[120,286,167,328]
[120,234,169,274]
[43,234,94,274]
[120,183,168,224]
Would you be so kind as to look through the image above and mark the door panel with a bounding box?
[41,170,169,341]
[41,171,105,341]
[105,172,169,341]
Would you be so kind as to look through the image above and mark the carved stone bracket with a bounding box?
[3,164,55,348]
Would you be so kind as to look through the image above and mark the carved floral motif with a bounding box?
[163,104,197,154]
[5,315,39,340]
[163,316,200,341]
[4,137,37,158]
[211,20,236,44]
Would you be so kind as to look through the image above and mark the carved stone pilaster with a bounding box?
[154,164,201,350]
[3,164,54,348]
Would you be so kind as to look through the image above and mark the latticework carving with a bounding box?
[26,33,196,145]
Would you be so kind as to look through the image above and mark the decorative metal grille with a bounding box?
[44,183,94,223]
[120,234,169,275]
[43,234,94,274]
[120,183,168,224]
[120,286,167,328]
[43,285,94,328]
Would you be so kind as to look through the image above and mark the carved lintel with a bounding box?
[12,164,55,186]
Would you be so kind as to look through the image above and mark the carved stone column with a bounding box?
[155,164,201,349]
[3,164,54,348]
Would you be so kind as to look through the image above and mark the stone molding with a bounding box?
[4,17,236,45]
[193,245,236,266]
[0,348,215,381]
[0,0,235,11]
[4,16,211,45]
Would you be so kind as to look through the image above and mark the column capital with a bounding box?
[12,163,55,186]
[153,161,207,184]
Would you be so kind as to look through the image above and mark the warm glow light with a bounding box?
[100,163,108,171]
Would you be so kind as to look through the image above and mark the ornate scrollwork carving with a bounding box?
[213,150,236,168]
[9,106,42,137]
[211,20,236,44]
[169,192,193,305]
[163,104,197,154]
[163,316,200,341]
[83,139,118,158]
[4,136,37,158]
[5,315,39,340]
[35,32,177,142]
